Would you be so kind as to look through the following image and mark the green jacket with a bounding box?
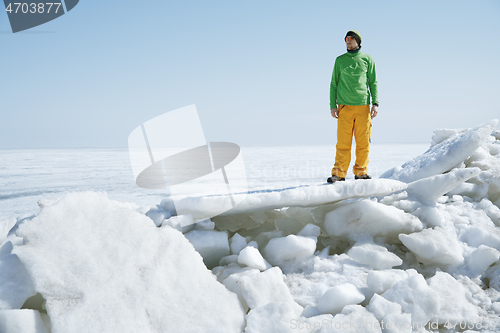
[330,50,379,108]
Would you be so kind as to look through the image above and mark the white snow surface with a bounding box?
[427,272,480,324]
[2,119,500,332]
[347,241,403,270]
[399,227,465,268]
[381,274,439,325]
[324,199,423,242]
[405,167,481,202]
[12,192,245,333]
[367,294,412,333]
[0,309,49,333]
[263,235,317,266]
[238,245,272,271]
[317,283,365,315]
[170,178,408,219]
[387,119,498,183]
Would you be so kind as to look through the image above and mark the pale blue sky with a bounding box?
[1,0,499,148]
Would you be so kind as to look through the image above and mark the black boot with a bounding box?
[354,174,371,180]
[327,175,346,183]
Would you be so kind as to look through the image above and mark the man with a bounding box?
[327,30,379,183]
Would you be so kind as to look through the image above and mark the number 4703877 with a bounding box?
[5,2,62,14]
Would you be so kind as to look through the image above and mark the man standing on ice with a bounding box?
[327,30,379,183]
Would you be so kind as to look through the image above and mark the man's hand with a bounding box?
[371,105,378,119]
[331,108,339,119]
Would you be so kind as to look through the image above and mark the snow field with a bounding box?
[1,119,500,332]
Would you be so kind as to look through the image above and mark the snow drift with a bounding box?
[10,192,245,333]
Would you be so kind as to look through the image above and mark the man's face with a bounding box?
[345,36,359,51]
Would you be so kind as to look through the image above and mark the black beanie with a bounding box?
[345,31,361,45]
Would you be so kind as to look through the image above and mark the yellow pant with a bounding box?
[331,105,371,178]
